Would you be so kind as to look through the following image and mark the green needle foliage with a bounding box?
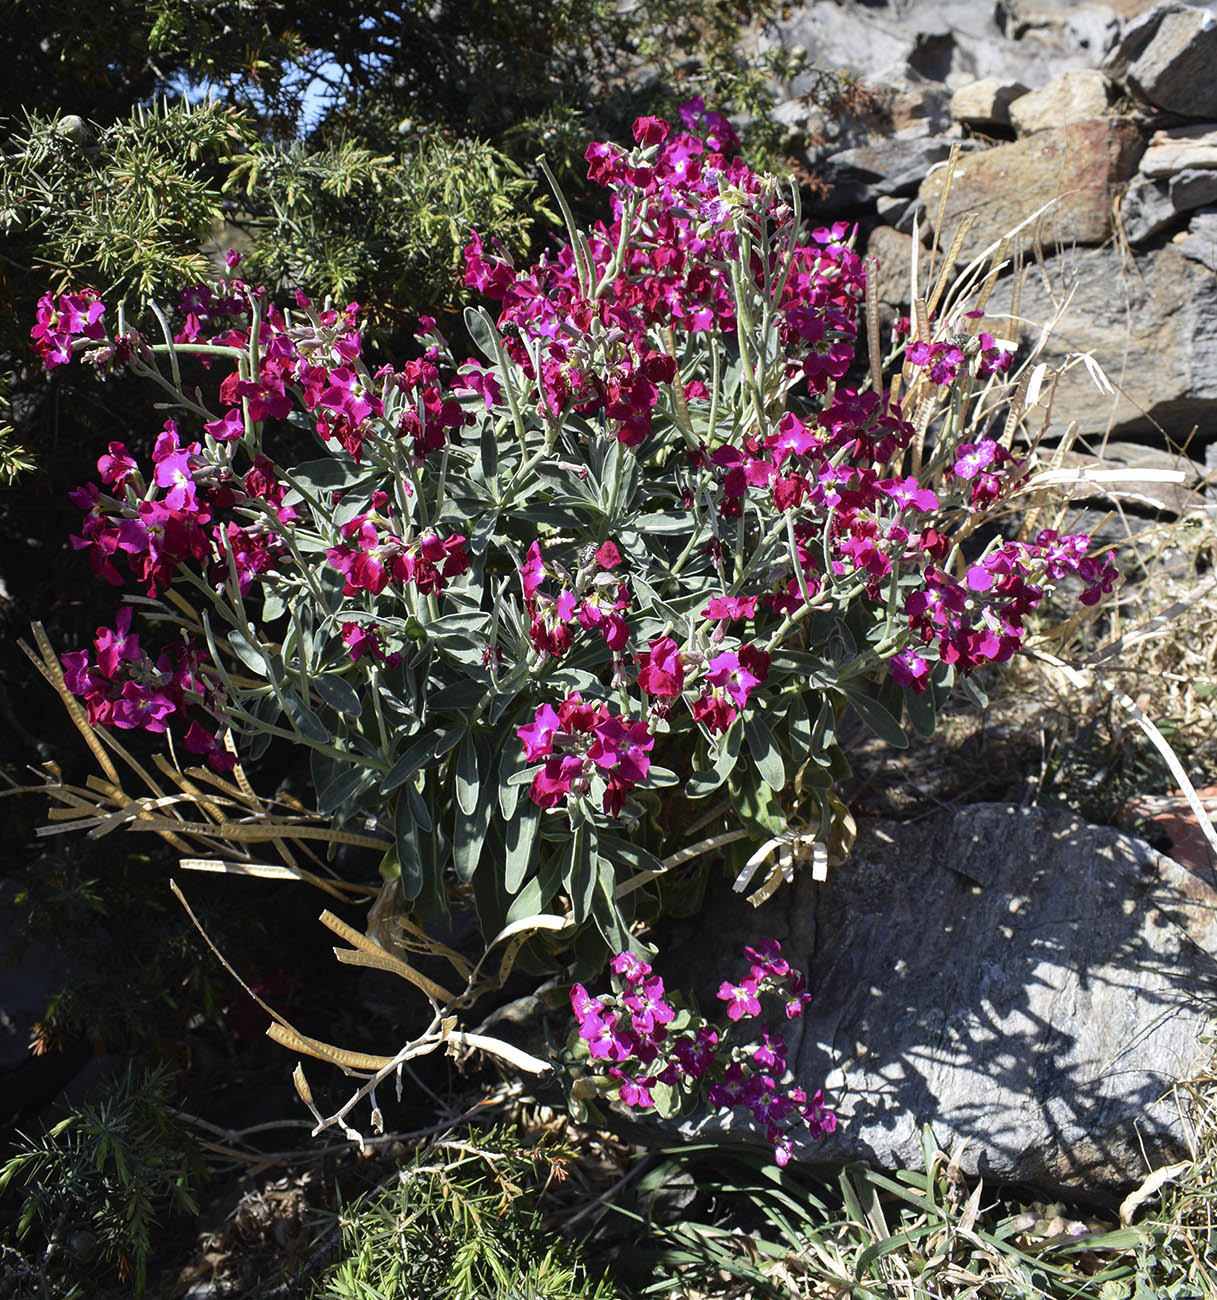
[312,1127,615,1300]
[227,129,541,321]
[1,100,252,301]
[0,1064,206,1298]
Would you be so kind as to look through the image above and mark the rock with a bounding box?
[1121,174,1178,241]
[876,194,911,224]
[1180,205,1217,269]
[1051,440,1206,514]
[1121,168,1217,243]
[950,77,1031,128]
[882,73,955,133]
[665,805,1217,1186]
[1172,168,1217,209]
[893,197,931,237]
[866,225,918,307]
[1140,123,1217,177]
[998,1,1124,58]
[1008,69,1113,132]
[983,242,1217,441]
[1112,2,1217,117]
[821,130,974,208]
[918,119,1144,263]
[765,0,1118,105]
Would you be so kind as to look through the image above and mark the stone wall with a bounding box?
[758,0,1217,467]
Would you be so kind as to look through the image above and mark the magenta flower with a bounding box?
[204,408,245,442]
[690,691,737,735]
[623,975,675,1035]
[517,703,562,761]
[593,540,622,569]
[706,651,762,709]
[610,951,652,984]
[717,978,762,1021]
[891,648,930,691]
[529,753,587,810]
[587,716,653,785]
[635,637,684,698]
[581,1010,634,1062]
[570,982,603,1024]
[952,439,998,480]
[97,442,138,489]
[631,115,670,146]
[519,541,547,599]
[610,1069,655,1108]
[702,595,757,622]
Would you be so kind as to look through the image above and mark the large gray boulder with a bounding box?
[918,119,1144,264]
[764,0,1118,95]
[665,805,1217,1187]
[982,241,1217,442]
[1106,1,1217,117]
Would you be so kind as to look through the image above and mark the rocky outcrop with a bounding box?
[761,0,1217,447]
[1106,0,1217,116]
[1007,68,1114,133]
[664,806,1217,1187]
[918,119,1144,262]
[982,242,1217,441]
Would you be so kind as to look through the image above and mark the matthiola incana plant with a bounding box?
[567,940,835,1166]
[36,102,1115,1115]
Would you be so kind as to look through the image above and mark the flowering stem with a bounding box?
[537,155,593,298]
[128,354,217,421]
[146,300,182,393]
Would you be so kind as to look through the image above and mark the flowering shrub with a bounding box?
[568,941,834,1166]
[36,102,1116,965]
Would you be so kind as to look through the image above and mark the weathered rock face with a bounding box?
[1120,166,1217,240]
[918,119,1144,262]
[950,78,1030,128]
[1106,1,1217,117]
[664,806,1217,1187]
[1181,204,1217,268]
[1008,68,1113,133]
[982,241,1217,441]
[1140,122,1217,176]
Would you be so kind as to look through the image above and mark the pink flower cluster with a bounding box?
[570,940,835,1167]
[61,607,234,770]
[686,642,771,735]
[326,499,470,598]
[465,103,868,446]
[173,281,471,468]
[517,694,654,817]
[896,529,1118,688]
[906,331,1011,387]
[520,540,630,658]
[68,420,290,599]
[30,290,106,369]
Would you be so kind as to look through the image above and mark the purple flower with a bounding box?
[610,951,653,984]
[891,647,930,691]
[717,978,761,1021]
[953,439,998,480]
[517,703,562,761]
[706,651,761,710]
[610,1069,655,1108]
[623,975,676,1035]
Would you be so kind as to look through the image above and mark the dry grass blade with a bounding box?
[1031,649,1217,866]
[176,858,369,901]
[22,622,119,784]
[320,909,460,1005]
[1120,1162,1192,1227]
[265,1023,395,1073]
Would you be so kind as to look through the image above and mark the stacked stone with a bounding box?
[757,0,1217,462]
